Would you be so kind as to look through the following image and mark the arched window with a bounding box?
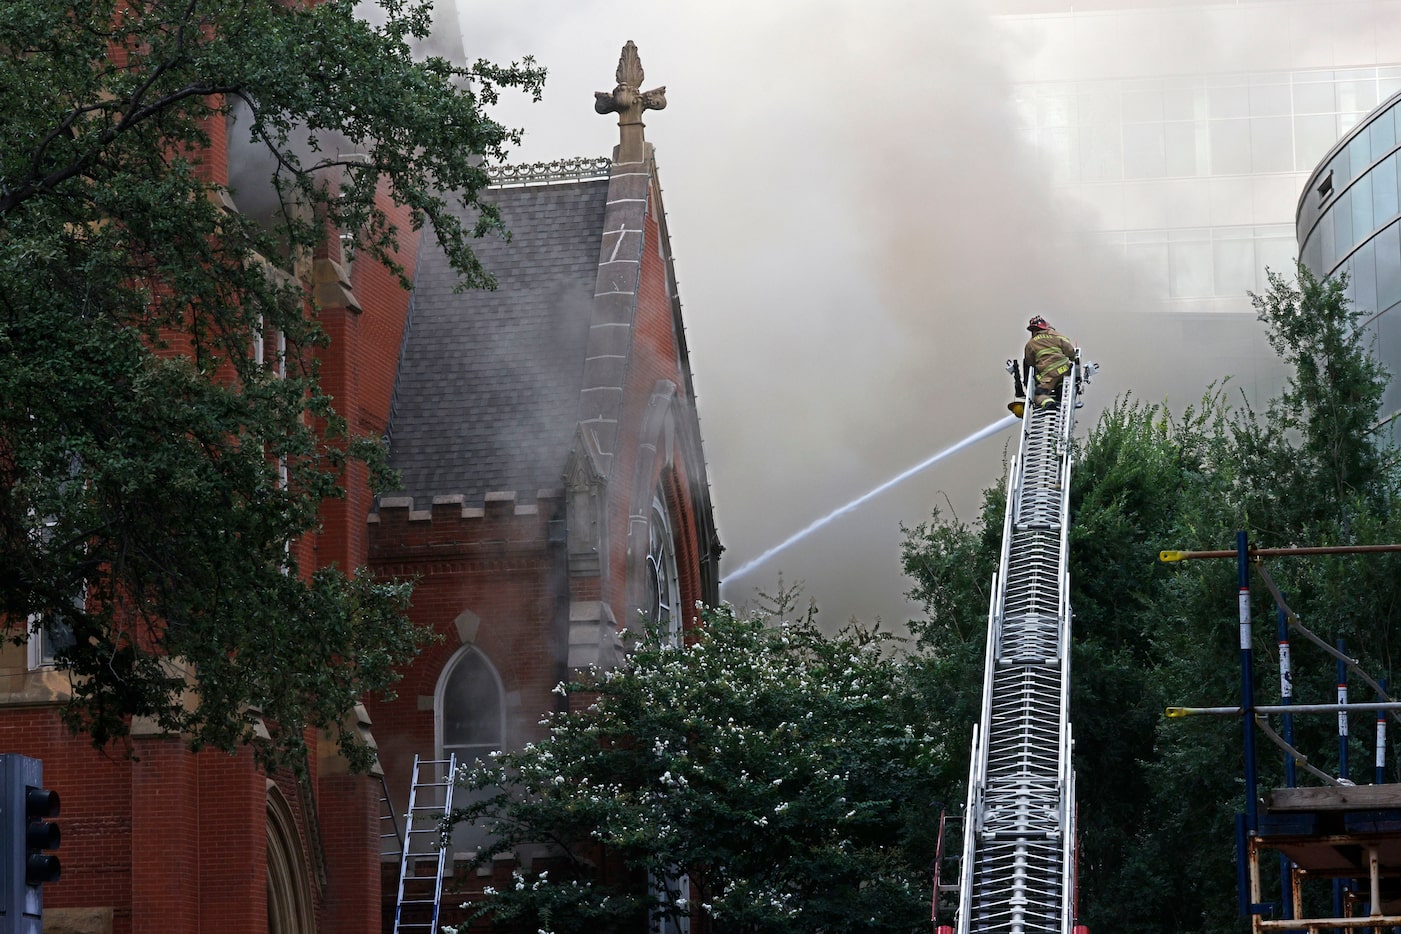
[435,645,506,855]
[437,644,505,765]
[644,495,681,643]
[266,784,315,934]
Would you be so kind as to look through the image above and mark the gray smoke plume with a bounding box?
[447,0,1388,628]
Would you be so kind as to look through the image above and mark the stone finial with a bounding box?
[594,40,666,161]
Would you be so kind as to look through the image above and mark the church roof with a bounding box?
[384,176,610,507]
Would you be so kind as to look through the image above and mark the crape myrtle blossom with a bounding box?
[445,605,947,934]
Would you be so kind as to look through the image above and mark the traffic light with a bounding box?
[23,787,59,887]
[0,754,59,934]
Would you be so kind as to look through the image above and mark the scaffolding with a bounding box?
[1164,538,1401,932]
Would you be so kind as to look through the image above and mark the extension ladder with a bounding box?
[393,754,458,934]
[953,362,1085,934]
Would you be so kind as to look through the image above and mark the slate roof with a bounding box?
[384,178,610,507]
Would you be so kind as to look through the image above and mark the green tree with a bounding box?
[450,607,944,934]
[0,0,544,771]
[901,264,1401,932]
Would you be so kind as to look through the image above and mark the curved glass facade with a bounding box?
[1298,90,1401,434]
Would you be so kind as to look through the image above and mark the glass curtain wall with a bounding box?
[1298,91,1401,437]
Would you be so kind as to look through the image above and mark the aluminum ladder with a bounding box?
[954,361,1085,934]
[393,754,458,934]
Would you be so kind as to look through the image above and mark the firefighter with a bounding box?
[1022,316,1075,409]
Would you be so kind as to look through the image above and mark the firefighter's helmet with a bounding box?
[1027,315,1051,332]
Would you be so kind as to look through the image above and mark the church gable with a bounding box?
[369,42,721,931]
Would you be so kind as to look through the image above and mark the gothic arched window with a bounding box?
[644,495,681,642]
[437,645,505,766]
[436,645,505,855]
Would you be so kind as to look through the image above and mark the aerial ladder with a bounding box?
[940,354,1093,934]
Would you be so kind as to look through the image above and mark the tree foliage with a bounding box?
[902,265,1401,931]
[450,607,944,934]
[0,0,544,770]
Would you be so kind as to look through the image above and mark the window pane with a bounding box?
[1211,119,1252,175]
[1209,84,1250,119]
[1250,84,1291,117]
[1374,154,1400,225]
[1296,114,1341,171]
[1320,208,1338,271]
[1302,227,1324,276]
[1127,241,1170,296]
[1293,79,1336,115]
[1352,174,1375,241]
[1214,238,1256,298]
[1165,122,1204,176]
[1331,196,1349,264]
[1122,87,1163,123]
[1251,116,1293,173]
[1338,79,1379,115]
[1163,86,1204,121]
[1170,240,1214,298]
[442,650,502,750]
[1123,123,1166,178]
[1377,222,1401,310]
[1209,177,1253,226]
[1378,308,1401,423]
[1354,239,1378,315]
[1333,150,1353,189]
[1257,232,1299,287]
[1371,111,1397,156]
[1352,133,1373,175]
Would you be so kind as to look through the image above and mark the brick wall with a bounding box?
[604,177,710,630]
[314,186,419,573]
[367,496,567,825]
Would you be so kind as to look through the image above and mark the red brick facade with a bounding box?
[0,131,419,931]
[366,148,720,930]
[0,107,715,934]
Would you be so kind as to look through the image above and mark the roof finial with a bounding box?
[594,41,666,162]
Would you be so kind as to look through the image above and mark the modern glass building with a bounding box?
[993,0,1401,405]
[1298,89,1401,436]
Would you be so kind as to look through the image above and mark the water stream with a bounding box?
[724,413,1020,583]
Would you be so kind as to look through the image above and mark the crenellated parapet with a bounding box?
[368,490,564,562]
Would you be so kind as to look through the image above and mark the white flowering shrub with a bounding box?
[447,605,946,933]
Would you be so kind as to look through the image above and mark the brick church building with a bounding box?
[0,42,719,934]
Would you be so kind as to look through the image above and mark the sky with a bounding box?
[429,0,1387,629]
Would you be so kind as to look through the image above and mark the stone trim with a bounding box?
[486,157,613,187]
[369,490,561,520]
[576,147,656,472]
[568,600,623,672]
